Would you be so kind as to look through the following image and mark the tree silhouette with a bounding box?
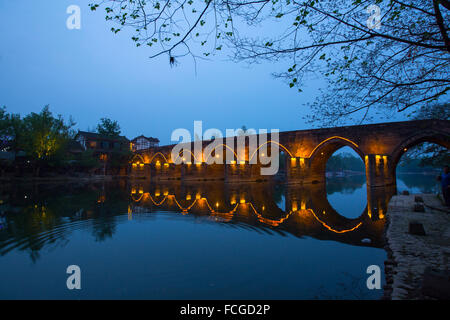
[96,118,121,137]
[90,0,450,124]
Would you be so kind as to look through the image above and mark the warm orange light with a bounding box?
[149,152,169,163]
[308,209,362,233]
[240,161,246,165]
[308,136,359,158]
[196,194,201,200]
[292,201,298,212]
[155,192,160,197]
[204,144,238,163]
[240,198,246,204]
[230,160,236,165]
[249,140,294,162]
[186,194,191,200]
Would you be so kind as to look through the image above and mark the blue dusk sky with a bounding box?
[0,0,407,145]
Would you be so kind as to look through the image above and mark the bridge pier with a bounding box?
[129,162,149,179]
[364,154,396,188]
[182,163,225,181]
[367,185,396,220]
[149,162,180,181]
[286,157,323,184]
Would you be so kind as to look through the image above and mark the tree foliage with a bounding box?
[77,149,102,171]
[19,106,76,162]
[400,102,450,167]
[0,106,22,152]
[97,118,121,137]
[0,107,131,176]
[90,0,450,124]
[0,106,8,150]
[326,152,365,172]
[0,106,7,136]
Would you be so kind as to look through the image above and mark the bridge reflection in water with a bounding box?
[128,181,395,248]
[0,181,395,260]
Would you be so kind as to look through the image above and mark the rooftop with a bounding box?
[76,131,130,142]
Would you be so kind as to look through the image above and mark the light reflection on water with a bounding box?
[0,174,433,299]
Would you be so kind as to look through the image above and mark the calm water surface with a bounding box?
[0,174,438,299]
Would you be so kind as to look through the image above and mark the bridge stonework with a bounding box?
[130,120,450,188]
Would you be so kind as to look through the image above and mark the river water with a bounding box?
[0,173,440,299]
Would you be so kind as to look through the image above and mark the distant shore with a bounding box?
[397,171,440,175]
[325,170,439,177]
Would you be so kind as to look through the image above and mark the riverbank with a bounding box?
[0,175,129,184]
[383,193,450,299]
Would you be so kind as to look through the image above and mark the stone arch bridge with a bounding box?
[130,120,450,188]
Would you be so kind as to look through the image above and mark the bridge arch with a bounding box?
[391,129,450,169]
[308,136,364,183]
[204,143,238,163]
[148,152,170,164]
[130,154,146,175]
[248,141,294,163]
[371,127,450,186]
[173,150,199,164]
[130,153,145,164]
